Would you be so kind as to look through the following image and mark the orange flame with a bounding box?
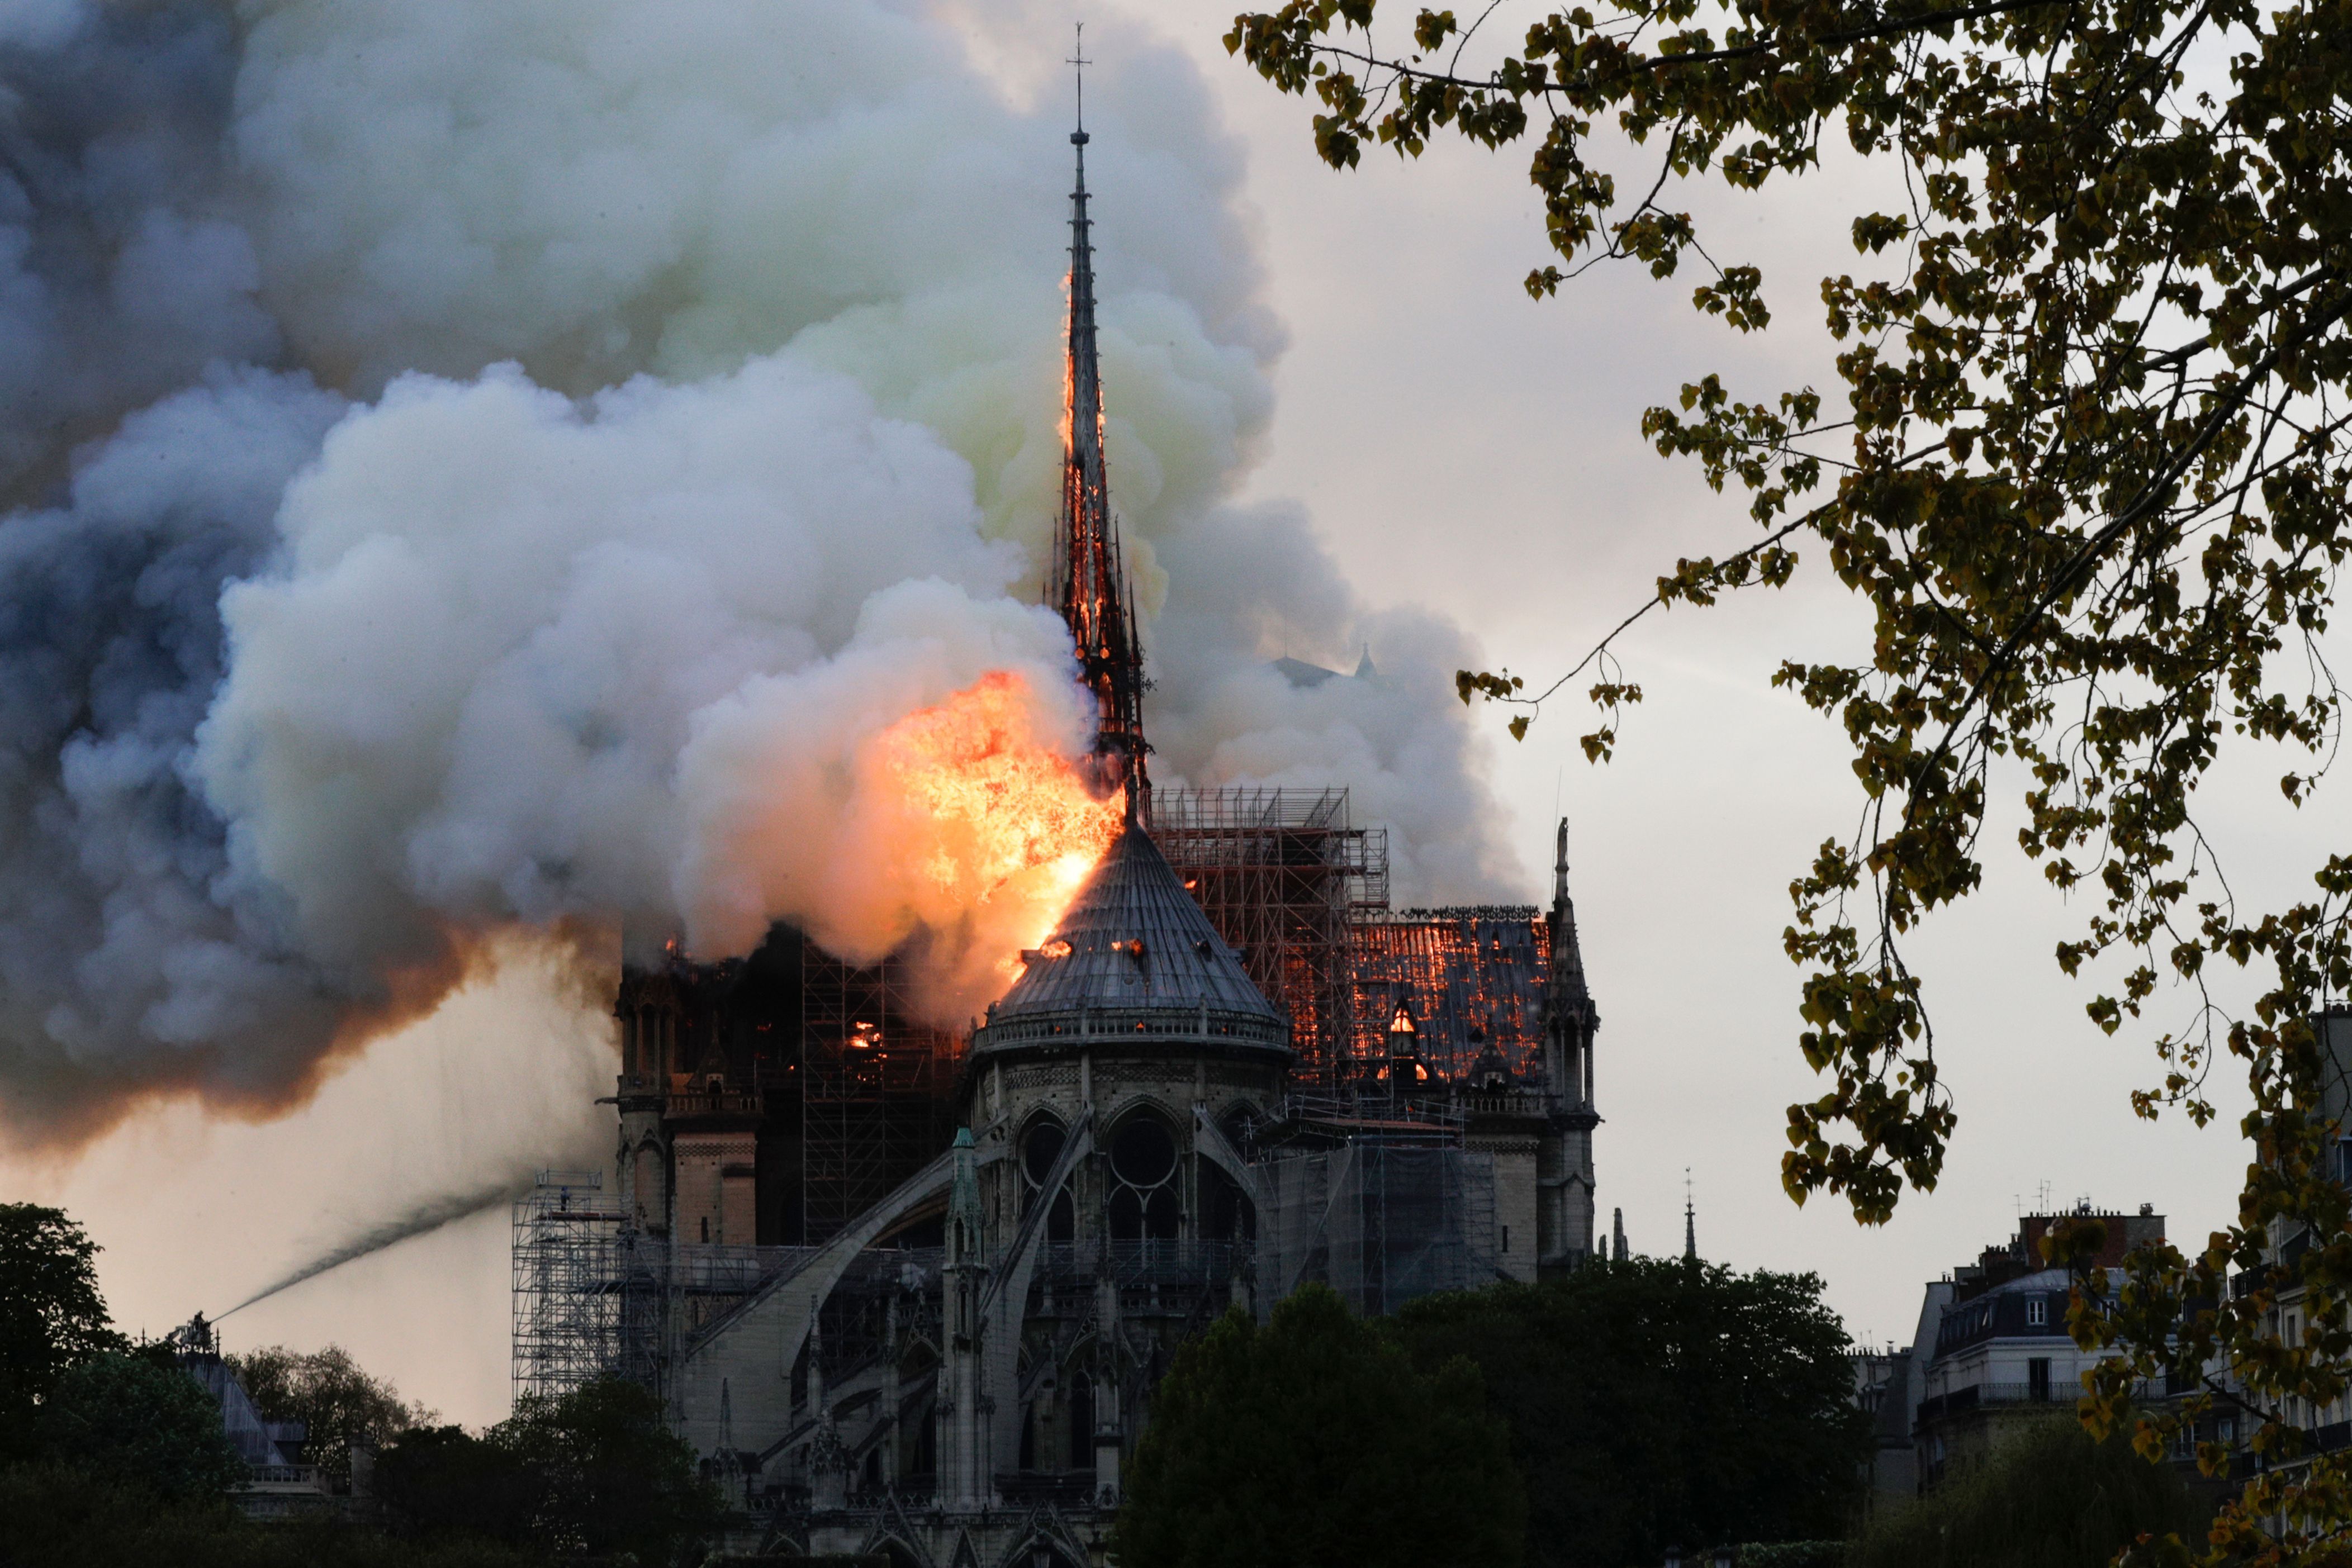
[1059,270,1074,454]
[873,671,1122,978]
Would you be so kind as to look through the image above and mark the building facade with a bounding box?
[1882,1206,2167,1492]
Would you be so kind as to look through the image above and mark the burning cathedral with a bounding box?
[512,96,1604,1567]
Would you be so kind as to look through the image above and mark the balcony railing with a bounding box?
[662,1086,763,1118]
[1032,1239,1245,1293]
[240,1465,326,1492]
[1916,1382,2069,1423]
[976,1006,1288,1052]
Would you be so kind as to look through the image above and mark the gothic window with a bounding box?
[1021,1114,1075,1242]
[1201,1160,1256,1242]
[1107,1112,1180,1240]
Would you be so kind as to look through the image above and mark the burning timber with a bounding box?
[511,78,1604,1568]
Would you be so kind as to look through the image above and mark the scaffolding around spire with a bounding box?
[1050,35,1151,820]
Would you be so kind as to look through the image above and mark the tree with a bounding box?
[0,1204,126,1456]
[0,1460,540,1568]
[1389,1261,1867,1567]
[378,1377,716,1564]
[496,1377,718,1564]
[373,1424,538,1547]
[37,1350,247,1503]
[1230,0,2352,1552]
[1851,1414,2209,1567]
[226,1344,434,1483]
[1115,1285,1526,1568]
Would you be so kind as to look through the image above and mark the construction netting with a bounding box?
[1255,1142,1501,1315]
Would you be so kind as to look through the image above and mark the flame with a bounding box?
[1059,270,1074,453]
[872,671,1123,977]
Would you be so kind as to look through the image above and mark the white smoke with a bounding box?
[0,0,1515,1139]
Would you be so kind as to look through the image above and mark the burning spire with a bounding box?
[1051,28,1151,821]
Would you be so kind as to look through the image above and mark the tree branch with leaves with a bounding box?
[1231,0,2351,1553]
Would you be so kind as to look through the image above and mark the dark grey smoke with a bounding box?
[216,1176,523,1319]
[0,1,366,1139]
[0,0,276,501]
[0,368,361,1137]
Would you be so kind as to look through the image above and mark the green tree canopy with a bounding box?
[373,1424,538,1546]
[1115,1284,1526,1568]
[375,1377,715,1565]
[1229,0,2352,1551]
[0,1461,538,1568]
[1851,1414,2208,1567]
[227,1344,434,1481]
[38,1350,246,1503]
[0,1204,125,1456]
[1390,1261,1868,1567]
[497,1377,716,1564]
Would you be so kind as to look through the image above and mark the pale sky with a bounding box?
[3,1,2325,1429]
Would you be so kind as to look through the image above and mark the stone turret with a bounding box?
[937,1128,994,1510]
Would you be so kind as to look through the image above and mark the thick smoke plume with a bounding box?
[0,0,1516,1146]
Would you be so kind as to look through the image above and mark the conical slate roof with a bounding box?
[975,823,1284,1051]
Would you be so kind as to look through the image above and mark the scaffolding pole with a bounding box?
[510,1170,629,1407]
[799,947,960,1246]
[1146,786,1387,1085]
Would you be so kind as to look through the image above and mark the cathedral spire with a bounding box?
[1051,26,1150,821]
[1551,818,1590,1001]
[1546,817,1599,1110]
[1684,1170,1698,1262]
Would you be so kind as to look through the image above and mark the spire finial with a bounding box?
[1683,1168,1697,1262]
[1070,23,1090,141]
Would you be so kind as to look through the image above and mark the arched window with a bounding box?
[1107,1113,1181,1240]
[1201,1161,1256,1243]
[1022,1114,1075,1241]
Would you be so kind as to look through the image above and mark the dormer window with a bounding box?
[2027,1295,2048,1328]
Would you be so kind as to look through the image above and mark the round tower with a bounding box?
[966,820,1289,1252]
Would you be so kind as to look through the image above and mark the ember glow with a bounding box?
[874,671,1124,975]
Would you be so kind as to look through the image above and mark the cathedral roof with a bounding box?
[976,823,1283,1046]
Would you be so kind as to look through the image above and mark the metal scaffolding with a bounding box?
[511,1170,629,1405]
[799,947,961,1246]
[1256,1142,1500,1315]
[1146,787,1387,1082]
